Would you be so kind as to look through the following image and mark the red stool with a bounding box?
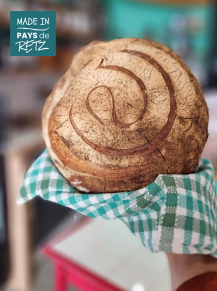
[43,217,125,291]
[43,216,170,291]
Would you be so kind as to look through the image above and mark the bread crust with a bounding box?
[42,38,209,193]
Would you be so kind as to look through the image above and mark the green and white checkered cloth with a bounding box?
[18,150,217,256]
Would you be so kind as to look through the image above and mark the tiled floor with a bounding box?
[32,253,80,291]
[0,253,79,291]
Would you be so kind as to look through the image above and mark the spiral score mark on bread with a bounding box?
[70,49,177,157]
[43,38,208,193]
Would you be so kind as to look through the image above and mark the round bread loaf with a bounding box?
[42,38,208,193]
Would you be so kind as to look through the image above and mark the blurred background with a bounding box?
[0,0,217,291]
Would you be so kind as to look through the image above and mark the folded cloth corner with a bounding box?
[18,150,217,256]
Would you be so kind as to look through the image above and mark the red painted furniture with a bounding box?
[43,217,125,291]
[43,216,170,291]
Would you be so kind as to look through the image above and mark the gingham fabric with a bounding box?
[18,150,217,256]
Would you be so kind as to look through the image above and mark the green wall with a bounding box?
[103,0,214,58]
